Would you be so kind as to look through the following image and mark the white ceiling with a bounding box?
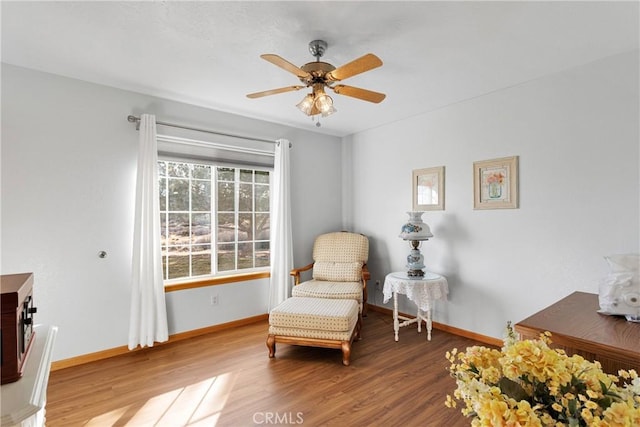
[2,1,638,137]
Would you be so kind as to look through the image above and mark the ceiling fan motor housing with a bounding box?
[300,61,336,85]
[308,40,328,60]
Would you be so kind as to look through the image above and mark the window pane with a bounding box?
[255,241,270,268]
[238,213,253,241]
[168,179,189,211]
[191,181,211,211]
[238,242,254,269]
[167,245,190,279]
[217,182,235,211]
[240,169,253,182]
[168,162,189,178]
[239,183,253,211]
[161,249,167,280]
[159,160,271,281]
[159,177,167,211]
[255,213,270,240]
[217,243,235,272]
[217,213,235,242]
[191,245,211,276]
[168,213,189,245]
[255,170,269,184]
[160,213,168,245]
[217,167,234,181]
[192,164,211,180]
[191,213,210,244]
[255,185,269,212]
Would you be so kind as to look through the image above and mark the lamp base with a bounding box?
[405,240,426,278]
[407,269,425,278]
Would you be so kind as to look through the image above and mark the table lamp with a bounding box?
[399,211,433,277]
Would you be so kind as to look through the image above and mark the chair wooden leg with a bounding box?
[266,334,276,358]
[341,341,351,366]
[363,288,368,316]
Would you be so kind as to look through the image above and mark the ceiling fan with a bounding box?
[247,40,385,121]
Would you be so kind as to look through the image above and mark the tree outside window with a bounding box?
[159,160,270,281]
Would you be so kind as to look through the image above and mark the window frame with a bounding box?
[158,155,272,286]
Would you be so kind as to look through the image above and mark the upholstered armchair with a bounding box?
[290,231,370,315]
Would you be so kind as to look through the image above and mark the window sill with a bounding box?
[164,271,271,293]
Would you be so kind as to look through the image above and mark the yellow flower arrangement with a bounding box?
[445,322,640,426]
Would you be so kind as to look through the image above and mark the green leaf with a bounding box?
[598,397,613,410]
[568,417,580,427]
[599,380,609,394]
[606,391,623,400]
[499,377,529,402]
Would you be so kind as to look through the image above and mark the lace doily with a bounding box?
[383,271,448,311]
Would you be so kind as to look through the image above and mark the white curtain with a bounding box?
[128,114,169,350]
[269,139,293,310]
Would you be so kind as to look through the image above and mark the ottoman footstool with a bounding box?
[267,297,361,366]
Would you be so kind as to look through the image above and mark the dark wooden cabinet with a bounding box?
[515,292,639,375]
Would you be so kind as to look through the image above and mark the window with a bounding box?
[159,160,270,281]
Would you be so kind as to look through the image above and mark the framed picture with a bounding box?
[412,166,445,211]
[473,156,519,209]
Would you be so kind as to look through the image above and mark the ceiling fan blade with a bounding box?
[331,85,386,103]
[325,54,383,82]
[261,54,311,79]
[247,85,305,99]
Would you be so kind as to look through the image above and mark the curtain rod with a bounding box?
[127,115,277,144]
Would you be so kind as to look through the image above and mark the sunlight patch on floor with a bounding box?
[85,405,131,426]
[86,371,238,426]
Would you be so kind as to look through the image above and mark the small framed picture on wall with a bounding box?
[473,156,519,209]
[412,166,445,211]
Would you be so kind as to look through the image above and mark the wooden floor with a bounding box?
[46,310,486,426]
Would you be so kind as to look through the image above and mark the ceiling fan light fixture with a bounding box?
[314,93,334,115]
[321,104,337,117]
[250,40,385,125]
[296,93,315,115]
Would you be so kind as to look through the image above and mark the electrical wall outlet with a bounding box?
[210,294,219,306]
[375,280,381,290]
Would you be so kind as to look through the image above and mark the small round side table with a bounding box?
[383,271,448,341]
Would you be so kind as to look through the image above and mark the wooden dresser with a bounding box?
[515,292,639,375]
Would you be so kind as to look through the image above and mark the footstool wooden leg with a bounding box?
[267,334,276,358]
[341,341,351,366]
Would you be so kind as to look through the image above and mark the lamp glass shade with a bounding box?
[321,105,337,117]
[314,93,334,115]
[399,211,433,241]
[296,94,314,115]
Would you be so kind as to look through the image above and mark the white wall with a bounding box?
[346,50,639,339]
[1,64,343,361]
